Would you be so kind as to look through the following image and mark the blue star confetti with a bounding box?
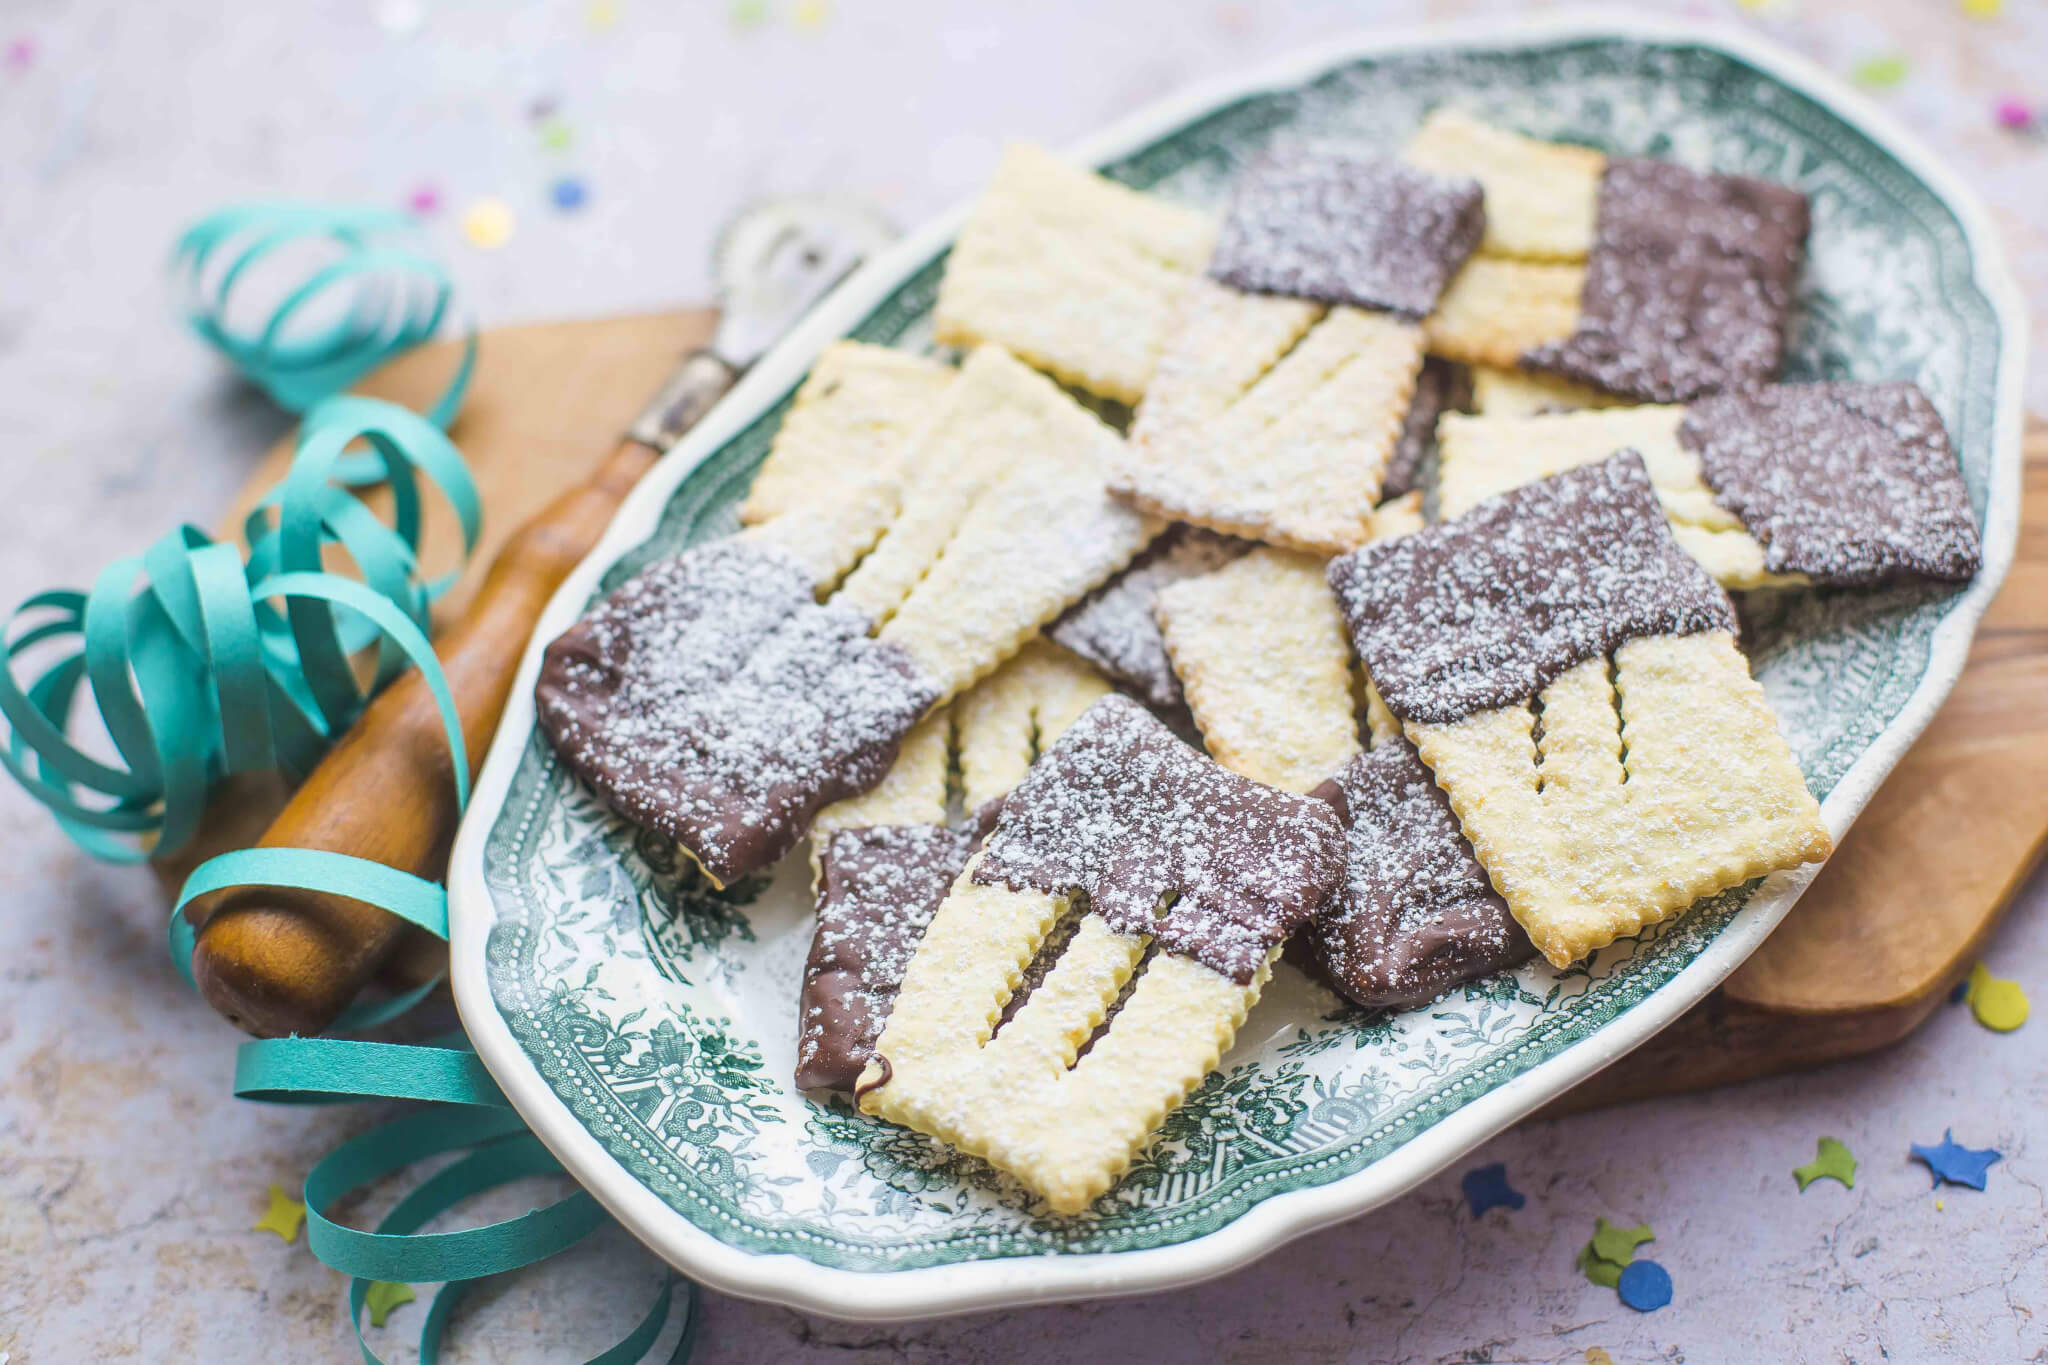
[1461,1162,1525,1218]
[1910,1130,2002,1190]
[1617,1259,1673,1312]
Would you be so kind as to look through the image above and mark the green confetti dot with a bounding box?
[364,1280,417,1328]
[1852,54,1909,89]
[537,119,573,152]
[729,0,770,28]
[1577,1240,1626,1288]
[1793,1135,1858,1191]
[1590,1217,1654,1265]
[1577,1217,1654,1288]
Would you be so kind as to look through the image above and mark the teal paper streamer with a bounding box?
[175,203,475,428]
[2,204,696,1361]
[1,404,478,863]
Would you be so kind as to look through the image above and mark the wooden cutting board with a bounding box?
[194,310,2048,1107]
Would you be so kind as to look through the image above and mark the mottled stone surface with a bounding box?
[2,1,2044,1361]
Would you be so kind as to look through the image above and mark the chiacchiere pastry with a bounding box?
[796,644,1111,1092]
[1523,158,1809,403]
[1403,108,1606,263]
[738,342,955,526]
[1468,364,1623,417]
[934,142,1216,406]
[1113,153,1481,554]
[1048,525,1250,712]
[1382,356,1468,500]
[858,695,1345,1214]
[1435,382,1980,590]
[1154,501,1533,1009]
[1328,452,1833,969]
[534,344,1156,887]
[1436,404,1801,591]
[1411,111,1810,403]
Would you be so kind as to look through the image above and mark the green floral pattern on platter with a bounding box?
[484,38,2002,1272]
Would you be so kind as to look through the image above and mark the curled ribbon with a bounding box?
[3,205,696,1361]
[175,203,474,428]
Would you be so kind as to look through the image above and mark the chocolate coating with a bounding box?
[1209,150,1485,319]
[1308,742,1534,1010]
[1047,525,1250,711]
[796,822,975,1092]
[1524,158,1809,403]
[973,695,1346,983]
[1382,356,1468,500]
[1327,452,1736,726]
[1681,381,1980,585]
[534,539,938,886]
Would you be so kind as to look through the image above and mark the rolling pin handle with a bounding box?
[192,340,741,1039]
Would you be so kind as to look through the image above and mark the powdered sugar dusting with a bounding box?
[1208,149,1485,319]
[1047,526,1250,710]
[796,823,975,1092]
[534,539,939,885]
[1307,741,1533,1010]
[1682,382,1980,584]
[1327,452,1736,725]
[973,695,1345,983]
[1523,157,1808,403]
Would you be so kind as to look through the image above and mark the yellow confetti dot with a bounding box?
[462,198,515,249]
[586,0,618,30]
[1962,0,2002,17]
[252,1183,306,1243]
[1967,962,2029,1032]
[1936,1198,1945,1211]
[793,0,830,27]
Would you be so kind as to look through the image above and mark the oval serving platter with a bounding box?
[450,10,2026,1322]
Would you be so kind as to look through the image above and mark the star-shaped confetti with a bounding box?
[1910,1130,2002,1190]
[1576,1217,1654,1287]
[1966,962,2029,1032]
[1617,1259,1674,1312]
[253,1184,306,1243]
[363,1280,417,1328]
[1461,1162,1525,1218]
[1794,1136,1858,1191]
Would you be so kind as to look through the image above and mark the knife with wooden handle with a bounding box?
[190,196,896,1038]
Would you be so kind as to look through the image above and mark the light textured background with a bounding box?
[2,1,2044,1362]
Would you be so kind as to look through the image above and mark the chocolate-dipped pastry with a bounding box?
[1209,150,1485,319]
[1382,356,1468,500]
[1327,452,1736,727]
[534,539,938,886]
[973,695,1346,983]
[795,823,975,1092]
[1308,741,1534,1010]
[1680,381,1980,585]
[1523,158,1809,404]
[1048,526,1249,711]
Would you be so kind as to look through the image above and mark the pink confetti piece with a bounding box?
[1994,97,2033,131]
[406,184,443,216]
[5,36,34,69]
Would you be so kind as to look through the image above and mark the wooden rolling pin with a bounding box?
[191,352,736,1036]
[189,198,897,1037]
